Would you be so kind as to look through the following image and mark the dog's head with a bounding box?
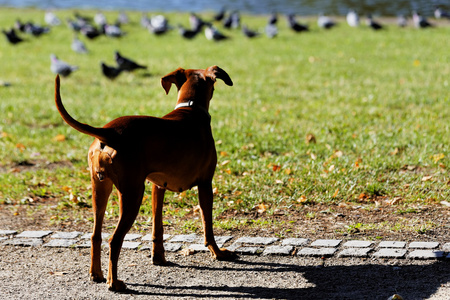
[161,66,233,109]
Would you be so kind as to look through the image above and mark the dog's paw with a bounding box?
[214,248,238,261]
[90,272,106,283]
[151,253,167,265]
[107,279,127,292]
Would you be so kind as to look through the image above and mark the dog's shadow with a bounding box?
[123,257,449,299]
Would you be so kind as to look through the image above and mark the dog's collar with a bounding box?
[174,101,211,119]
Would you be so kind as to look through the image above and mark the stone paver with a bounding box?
[234,237,278,245]
[310,239,342,247]
[0,230,17,236]
[121,241,141,250]
[169,234,198,243]
[281,238,309,246]
[16,231,52,239]
[378,241,406,248]
[262,245,294,256]
[4,238,44,247]
[141,234,171,241]
[1,229,449,261]
[234,246,263,255]
[338,247,372,257]
[44,239,78,247]
[80,233,110,240]
[343,240,373,248]
[124,234,142,241]
[297,247,337,257]
[408,250,446,259]
[409,241,439,249]
[373,248,407,258]
[140,243,183,252]
[51,231,83,239]
[443,243,450,252]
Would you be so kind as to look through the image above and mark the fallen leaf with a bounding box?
[256,203,268,214]
[16,143,26,151]
[413,59,420,67]
[219,151,228,157]
[391,148,399,155]
[221,160,230,166]
[272,164,281,172]
[332,188,339,198]
[305,133,316,144]
[432,153,445,163]
[53,134,66,142]
[440,201,450,207]
[297,195,308,203]
[422,175,433,182]
[180,248,195,256]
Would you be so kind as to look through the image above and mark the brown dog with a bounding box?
[54,66,235,291]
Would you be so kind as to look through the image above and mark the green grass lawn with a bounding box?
[0,8,448,233]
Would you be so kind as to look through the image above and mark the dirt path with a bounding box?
[1,245,449,300]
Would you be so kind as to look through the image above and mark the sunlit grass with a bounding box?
[0,8,449,230]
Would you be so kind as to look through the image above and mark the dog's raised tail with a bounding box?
[55,75,118,145]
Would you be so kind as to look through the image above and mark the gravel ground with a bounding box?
[0,245,449,300]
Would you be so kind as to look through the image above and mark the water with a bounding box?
[0,0,447,16]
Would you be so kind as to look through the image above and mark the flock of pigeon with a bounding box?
[2,7,449,80]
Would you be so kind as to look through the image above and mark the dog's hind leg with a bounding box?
[198,182,237,261]
[151,184,166,265]
[106,183,144,292]
[89,177,113,283]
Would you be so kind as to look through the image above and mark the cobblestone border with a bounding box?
[1,230,449,260]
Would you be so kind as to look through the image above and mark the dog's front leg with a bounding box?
[151,184,167,265]
[198,182,236,261]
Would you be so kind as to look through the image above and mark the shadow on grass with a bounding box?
[125,258,449,299]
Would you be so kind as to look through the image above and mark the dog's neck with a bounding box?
[174,100,211,119]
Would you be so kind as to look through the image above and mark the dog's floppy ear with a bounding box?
[161,68,186,94]
[207,66,233,86]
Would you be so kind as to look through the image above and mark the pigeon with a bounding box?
[397,15,408,27]
[101,62,122,80]
[242,25,259,38]
[45,11,61,26]
[50,54,78,77]
[412,11,433,28]
[205,24,228,41]
[103,24,125,38]
[66,18,82,32]
[2,28,24,45]
[178,24,200,39]
[346,10,360,27]
[268,12,278,25]
[71,36,88,54]
[94,12,107,26]
[117,12,129,25]
[148,15,170,35]
[80,25,102,39]
[434,7,450,19]
[115,51,147,72]
[189,13,206,32]
[223,11,240,29]
[14,19,26,32]
[366,15,383,30]
[318,14,336,29]
[141,13,151,28]
[24,22,50,37]
[287,14,309,32]
[213,8,226,22]
[265,23,278,38]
